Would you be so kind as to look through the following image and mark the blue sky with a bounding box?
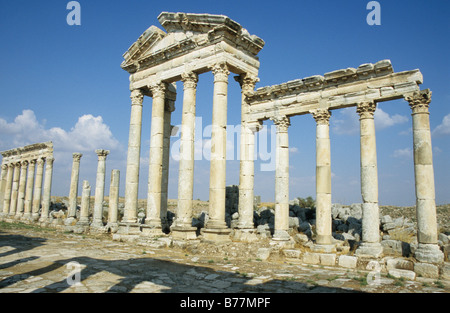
[0,0,449,206]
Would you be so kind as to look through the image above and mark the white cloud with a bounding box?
[392,148,413,158]
[432,113,450,136]
[289,147,299,153]
[0,110,120,154]
[331,107,408,135]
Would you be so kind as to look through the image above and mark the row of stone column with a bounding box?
[0,156,54,222]
[236,89,442,262]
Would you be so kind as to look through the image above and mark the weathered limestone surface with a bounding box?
[92,150,109,228]
[68,153,82,221]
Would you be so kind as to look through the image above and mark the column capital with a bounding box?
[95,149,110,160]
[36,158,45,166]
[1,164,8,171]
[29,159,37,165]
[310,108,332,125]
[405,89,432,114]
[210,62,230,83]
[130,89,144,106]
[72,153,83,162]
[246,120,264,133]
[149,82,167,99]
[181,71,199,90]
[271,115,290,132]
[20,160,29,167]
[235,73,259,95]
[46,156,55,166]
[356,101,377,119]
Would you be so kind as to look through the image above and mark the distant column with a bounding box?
[68,153,83,220]
[311,109,335,252]
[9,163,21,216]
[2,164,14,216]
[271,116,291,241]
[405,89,443,264]
[107,169,120,231]
[23,159,36,220]
[40,156,54,222]
[0,164,7,214]
[92,150,110,227]
[15,160,28,218]
[32,158,45,221]
[77,180,91,226]
[355,101,383,257]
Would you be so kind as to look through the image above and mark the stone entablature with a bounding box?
[121,12,264,89]
[1,142,53,165]
[245,60,422,123]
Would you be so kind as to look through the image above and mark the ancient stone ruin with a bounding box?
[0,12,448,280]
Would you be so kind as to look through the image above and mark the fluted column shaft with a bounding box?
[176,72,198,228]
[146,82,167,228]
[16,160,28,217]
[108,170,120,225]
[0,164,7,214]
[92,150,109,227]
[123,89,144,223]
[32,158,45,220]
[68,153,83,218]
[2,164,14,215]
[77,180,91,225]
[236,74,260,230]
[40,157,54,222]
[272,116,291,240]
[207,63,230,229]
[311,109,333,246]
[23,160,36,219]
[9,163,20,216]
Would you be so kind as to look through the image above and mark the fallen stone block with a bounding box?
[319,253,336,266]
[388,268,416,281]
[338,255,358,269]
[283,249,301,259]
[302,252,320,265]
[256,248,271,261]
[414,262,440,279]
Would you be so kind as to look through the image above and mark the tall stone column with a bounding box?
[405,89,443,264]
[236,74,260,231]
[32,158,45,221]
[271,116,291,241]
[123,89,144,225]
[106,169,120,232]
[40,156,54,223]
[92,150,109,228]
[9,163,21,216]
[173,72,198,239]
[355,101,383,257]
[2,164,14,216]
[311,109,335,252]
[23,159,36,220]
[77,180,91,226]
[15,160,28,218]
[203,62,231,242]
[161,89,176,232]
[67,153,83,222]
[145,82,166,231]
[0,164,7,214]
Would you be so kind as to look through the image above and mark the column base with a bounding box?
[171,226,198,240]
[141,224,164,237]
[355,242,383,258]
[117,222,142,235]
[201,228,231,243]
[65,217,78,226]
[232,228,259,243]
[414,243,444,264]
[272,229,291,241]
[105,222,120,233]
[311,243,336,253]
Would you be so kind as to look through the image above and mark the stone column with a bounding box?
[77,180,91,226]
[236,74,260,231]
[311,109,335,252]
[123,89,144,225]
[2,164,14,216]
[145,82,166,232]
[106,169,120,232]
[203,62,231,242]
[32,158,45,221]
[40,156,54,223]
[0,164,7,214]
[173,72,198,239]
[355,101,383,257]
[23,159,36,220]
[92,149,109,228]
[405,89,444,264]
[271,116,291,241]
[15,160,28,218]
[67,153,83,222]
[9,162,21,216]
[161,88,176,232]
